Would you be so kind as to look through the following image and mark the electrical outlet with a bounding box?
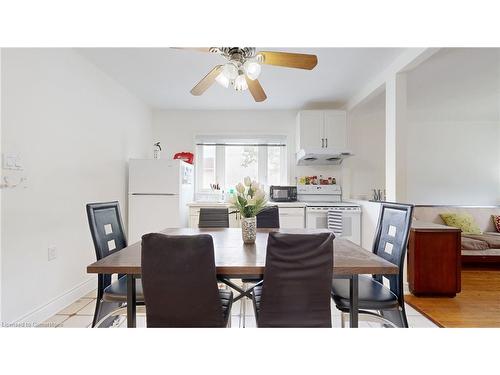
[48,246,57,261]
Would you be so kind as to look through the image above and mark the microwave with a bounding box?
[269,186,297,202]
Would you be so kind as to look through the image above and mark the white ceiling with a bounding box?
[78,48,405,110]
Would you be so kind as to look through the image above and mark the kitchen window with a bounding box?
[195,136,287,192]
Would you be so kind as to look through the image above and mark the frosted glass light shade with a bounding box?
[243,60,261,80]
[222,63,238,80]
[234,74,248,91]
[215,72,230,88]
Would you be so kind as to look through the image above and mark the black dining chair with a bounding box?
[331,202,414,328]
[141,233,233,327]
[198,208,229,228]
[252,232,335,327]
[256,205,280,229]
[86,201,145,327]
[239,206,280,326]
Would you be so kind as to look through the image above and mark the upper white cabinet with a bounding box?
[296,110,347,150]
[324,111,347,150]
[296,111,324,149]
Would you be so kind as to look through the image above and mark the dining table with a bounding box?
[86,228,398,328]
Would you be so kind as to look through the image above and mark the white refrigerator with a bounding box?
[128,159,194,243]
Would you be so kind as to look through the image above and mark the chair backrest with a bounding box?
[256,206,280,228]
[372,202,414,301]
[86,201,127,295]
[258,232,334,327]
[141,233,225,327]
[198,208,229,228]
[87,201,127,261]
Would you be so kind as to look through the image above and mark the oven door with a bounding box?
[306,207,329,229]
[307,207,362,245]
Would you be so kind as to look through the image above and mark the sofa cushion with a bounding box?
[440,213,482,235]
[461,236,489,250]
[492,215,500,233]
[463,234,500,249]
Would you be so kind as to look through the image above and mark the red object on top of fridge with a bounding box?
[173,152,194,164]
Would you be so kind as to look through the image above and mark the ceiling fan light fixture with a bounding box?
[234,74,248,91]
[215,72,230,88]
[222,62,238,81]
[243,59,261,80]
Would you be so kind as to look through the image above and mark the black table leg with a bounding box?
[349,275,359,328]
[127,274,136,328]
[218,277,262,302]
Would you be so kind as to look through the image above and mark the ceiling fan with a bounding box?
[182,47,318,102]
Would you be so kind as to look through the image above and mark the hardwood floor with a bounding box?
[405,268,500,327]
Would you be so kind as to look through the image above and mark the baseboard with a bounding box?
[12,278,97,326]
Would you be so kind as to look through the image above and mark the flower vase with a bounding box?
[241,216,257,244]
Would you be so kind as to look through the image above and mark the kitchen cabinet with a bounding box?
[296,110,347,150]
[279,207,305,228]
[324,111,347,150]
[296,111,323,149]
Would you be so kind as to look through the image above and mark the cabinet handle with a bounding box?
[321,138,324,148]
[325,138,328,148]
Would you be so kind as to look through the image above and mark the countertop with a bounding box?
[411,219,461,231]
[187,201,307,208]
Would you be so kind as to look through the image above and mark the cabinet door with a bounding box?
[297,111,324,149]
[189,215,199,228]
[279,208,305,228]
[324,111,347,150]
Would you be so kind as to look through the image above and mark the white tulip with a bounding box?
[251,180,259,189]
[236,183,245,194]
[244,176,252,187]
[255,190,265,200]
[247,197,256,206]
[229,195,237,204]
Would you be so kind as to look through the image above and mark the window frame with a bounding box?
[195,135,288,193]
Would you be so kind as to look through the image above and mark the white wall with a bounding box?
[405,48,500,205]
[1,49,152,323]
[345,92,386,200]
[152,110,345,188]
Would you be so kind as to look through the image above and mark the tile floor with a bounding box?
[38,289,438,328]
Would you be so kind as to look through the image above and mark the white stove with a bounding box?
[297,184,361,245]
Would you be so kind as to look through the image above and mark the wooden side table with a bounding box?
[407,220,461,297]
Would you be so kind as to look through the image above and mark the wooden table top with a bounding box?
[87,228,398,276]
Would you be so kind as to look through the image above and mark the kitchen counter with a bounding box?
[187,201,307,208]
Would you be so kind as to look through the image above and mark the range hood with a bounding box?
[296,149,354,166]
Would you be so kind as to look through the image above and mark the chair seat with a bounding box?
[219,289,233,325]
[331,275,399,310]
[103,277,144,303]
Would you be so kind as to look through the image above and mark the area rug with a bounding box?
[405,269,500,328]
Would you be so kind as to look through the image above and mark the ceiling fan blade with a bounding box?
[258,51,318,70]
[245,76,267,102]
[190,65,223,96]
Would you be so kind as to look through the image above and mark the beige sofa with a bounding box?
[413,205,500,265]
